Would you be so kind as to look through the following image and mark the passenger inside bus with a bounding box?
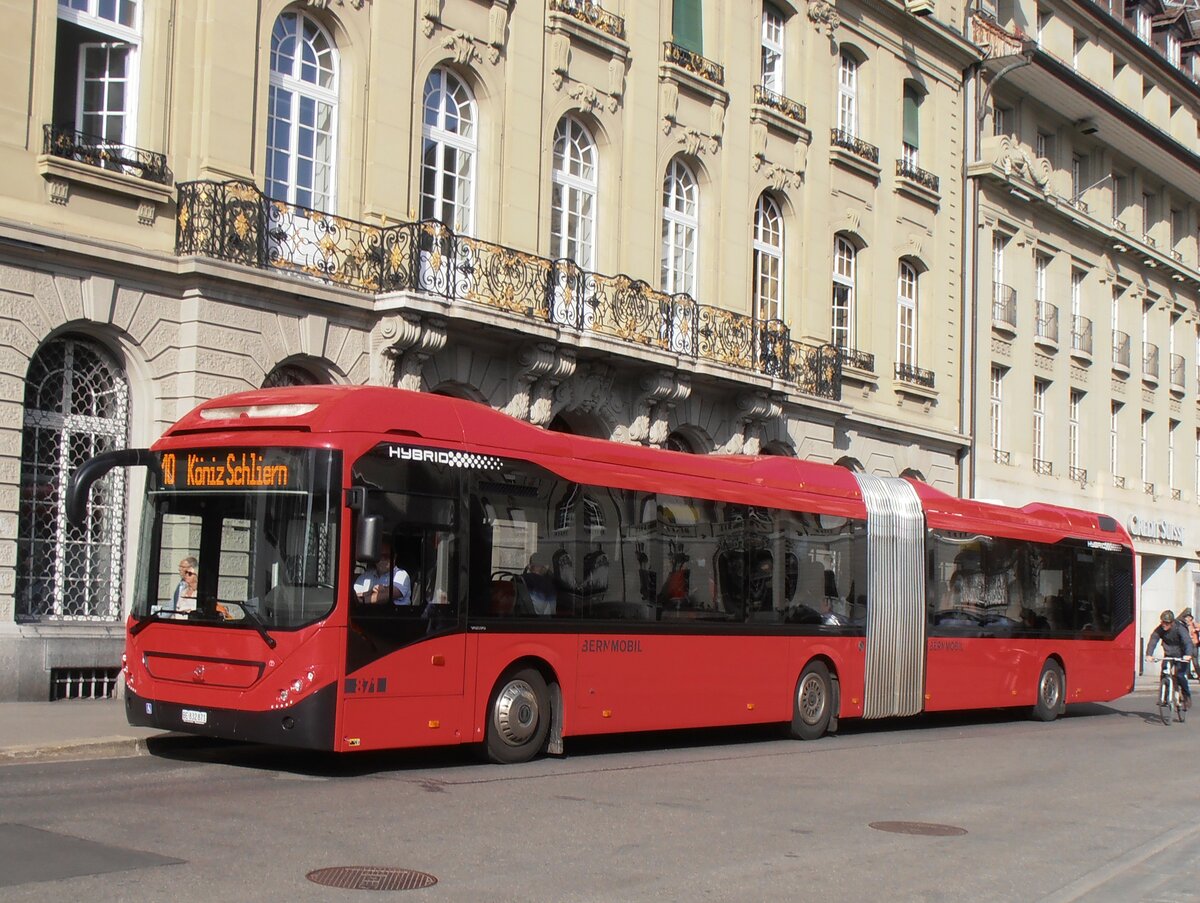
[519,553,557,616]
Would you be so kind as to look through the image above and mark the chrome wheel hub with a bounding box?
[492,679,540,746]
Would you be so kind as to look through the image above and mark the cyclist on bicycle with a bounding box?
[1146,609,1195,710]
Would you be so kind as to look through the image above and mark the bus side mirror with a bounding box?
[356,515,382,565]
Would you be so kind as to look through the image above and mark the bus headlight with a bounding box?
[274,666,317,708]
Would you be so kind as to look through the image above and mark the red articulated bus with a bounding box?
[67,386,1135,763]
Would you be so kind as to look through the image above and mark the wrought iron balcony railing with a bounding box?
[1172,488,1183,501]
[1033,458,1053,476]
[830,129,879,164]
[1034,301,1059,344]
[548,0,625,38]
[1113,474,1126,489]
[662,42,724,85]
[837,346,876,373]
[1170,353,1185,390]
[42,124,169,185]
[175,180,842,400]
[1145,481,1156,496]
[1069,466,1087,485]
[1143,342,1160,379]
[895,362,935,388]
[992,282,1017,329]
[1066,196,1089,214]
[993,449,1011,465]
[1112,330,1131,369]
[752,85,806,124]
[1071,315,1093,356]
[895,158,939,192]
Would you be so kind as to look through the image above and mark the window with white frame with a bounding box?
[1033,379,1048,463]
[1141,409,1151,485]
[1071,154,1084,199]
[1134,5,1151,43]
[421,68,477,231]
[1035,252,1049,306]
[992,232,1005,286]
[992,103,1013,137]
[837,51,858,137]
[550,116,598,269]
[753,193,784,322]
[54,0,141,149]
[1111,284,1120,332]
[1170,419,1179,491]
[896,261,917,368]
[265,11,338,210]
[902,84,921,168]
[1111,401,1121,477]
[990,366,1005,454]
[661,158,699,297]
[1069,389,1082,473]
[832,235,856,350]
[1167,32,1181,67]
[1195,428,1200,501]
[1143,191,1156,236]
[1071,268,1083,323]
[761,4,784,93]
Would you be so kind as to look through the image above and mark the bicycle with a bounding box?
[1151,656,1191,725]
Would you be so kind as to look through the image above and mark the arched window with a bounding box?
[550,116,598,269]
[666,431,696,453]
[753,193,784,322]
[265,11,338,210]
[421,68,477,231]
[661,158,699,297]
[897,260,918,368]
[832,235,857,350]
[263,363,323,388]
[837,51,859,137]
[18,336,129,621]
[761,3,785,93]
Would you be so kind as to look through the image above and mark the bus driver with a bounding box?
[355,541,412,606]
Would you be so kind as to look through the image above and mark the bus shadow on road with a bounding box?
[140,700,1138,777]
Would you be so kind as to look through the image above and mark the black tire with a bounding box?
[1159,677,1172,726]
[1031,660,1064,722]
[790,661,833,740]
[1176,686,1187,724]
[484,667,551,764]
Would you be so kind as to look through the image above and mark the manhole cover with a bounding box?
[869,821,967,836]
[306,867,438,891]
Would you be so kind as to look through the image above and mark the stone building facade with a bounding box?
[0,0,973,699]
[967,0,1200,664]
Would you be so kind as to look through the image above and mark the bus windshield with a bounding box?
[134,448,341,631]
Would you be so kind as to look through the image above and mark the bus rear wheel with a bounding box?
[485,667,551,764]
[790,661,833,740]
[1032,660,1064,722]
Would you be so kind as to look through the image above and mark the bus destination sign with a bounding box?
[161,451,293,489]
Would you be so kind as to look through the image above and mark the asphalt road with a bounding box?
[1,690,1197,903]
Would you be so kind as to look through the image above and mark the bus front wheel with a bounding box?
[1031,659,1065,722]
[485,667,551,764]
[790,661,833,740]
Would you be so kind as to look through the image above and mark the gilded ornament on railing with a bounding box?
[548,0,626,39]
[175,180,843,401]
[662,42,725,86]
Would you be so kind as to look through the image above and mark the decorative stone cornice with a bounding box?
[307,0,369,9]
[807,0,840,41]
[380,313,447,391]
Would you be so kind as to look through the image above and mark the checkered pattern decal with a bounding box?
[385,445,504,471]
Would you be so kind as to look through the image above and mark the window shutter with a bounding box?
[672,0,704,54]
[903,89,919,148]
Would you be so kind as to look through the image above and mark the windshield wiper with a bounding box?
[239,605,278,649]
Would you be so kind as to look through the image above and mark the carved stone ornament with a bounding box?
[764,164,801,191]
[607,59,626,110]
[421,0,440,37]
[488,1,509,64]
[807,0,840,40]
[442,31,480,66]
[550,34,570,91]
[568,82,604,114]
[678,128,719,156]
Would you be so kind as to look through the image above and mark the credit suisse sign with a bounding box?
[1127,515,1184,545]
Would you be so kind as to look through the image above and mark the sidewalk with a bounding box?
[0,697,170,766]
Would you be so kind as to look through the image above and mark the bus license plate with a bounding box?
[181,709,208,725]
